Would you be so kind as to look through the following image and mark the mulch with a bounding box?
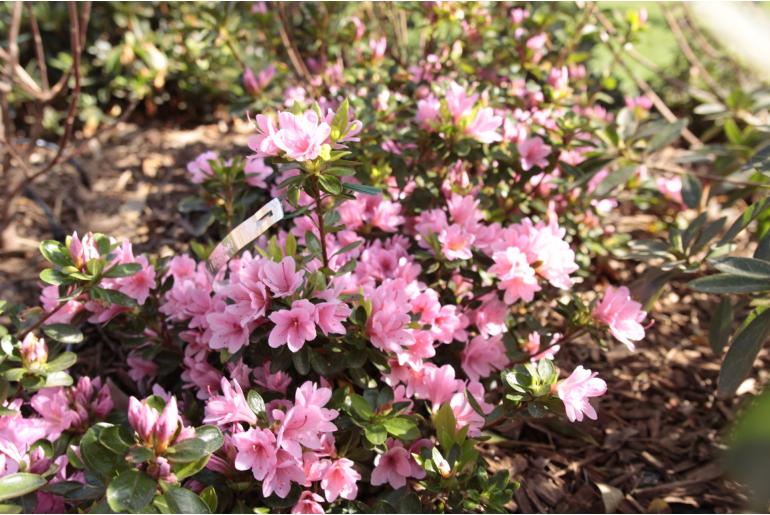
[1,121,763,513]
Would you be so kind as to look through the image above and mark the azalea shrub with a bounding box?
[3,2,770,514]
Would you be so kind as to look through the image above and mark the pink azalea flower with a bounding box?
[244,157,273,188]
[416,94,441,129]
[656,176,684,205]
[439,224,475,261]
[490,247,541,304]
[40,285,83,324]
[415,364,462,408]
[473,293,508,337]
[465,107,503,143]
[592,286,647,351]
[30,388,80,440]
[445,81,478,122]
[271,110,332,162]
[315,299,351,335]
[371,439,425,489]
[517,137,551,171]
[461,334,510,381]
[262,257,304,298]
[187,151,218,184]
[253,361,292,394]
[292,491,325,514]
[524,331,561,361]
[450,382,492,436]
[262,449,306,498]
[320,458,360,502]
[232,427,278,481]
[20,333,47,369]
[203,378,257,426]
[268,299,317,352]
[556,366,607,422]
[207,310,251,353]
[127,353,158,384]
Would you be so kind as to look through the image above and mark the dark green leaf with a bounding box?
[647,119,687,153]
[709,298,733,355]
[194,425,224,455]
[167,438,207,463]
[364,424,388,445]
[45,352,77,373]
[680,174,702,209]
[712,257,770,279]
[39,241,71,267]
[104,263,142,278]
[718,309,770,398]
[343,182,381,196]
[382,417,420,441]
[162,486,211,514]
[688,274,770,294]
[106,470,156,513]
[594,165,637,197]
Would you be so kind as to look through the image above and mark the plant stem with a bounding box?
[311,178,330,269]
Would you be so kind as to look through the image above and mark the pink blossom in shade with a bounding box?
[461,334,510,381]
[315,299,351,335]
[203,378,258,427]
[206,310,251,354]
[517,136,551,171]
[181,354,223,400]
[592,286,647,351]
[253,361,292,394]
[187,151,218,184]
[263,449,306,499]
[127,352,158,384]
[68,231,100,270]
[465,107,503,144]
[40,285,83,325]
[473,293,508,337]
[450,382,493,437]
[490,247,541,304]
[268,299,317,352]
[320,458,360,502]
[113,254,156,305]
[292,491,325,514]
[557,366,607,422]
[271,110,332,162]
[414,364,462,409]
[244,157,273,188]
[438,224,475,261]
[370,197,406,233]
[524,332,561,361]
[84,299,129,325]
[656,176,684,205]
[30,388,80,440]
[371,438,425,489]
[445,81,478,123]
[416,94,442,130]
[232,427,278,481]
[262,257,304,298]
[243,67,260,95]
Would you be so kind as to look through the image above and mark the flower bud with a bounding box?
[20,333,48,370]
[128,397,158,443]
[243,67,259,96]
[154,396,180,452]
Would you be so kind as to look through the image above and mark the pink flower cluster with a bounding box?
[416,81,502,143]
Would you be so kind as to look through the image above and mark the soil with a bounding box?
[1,121,763,513]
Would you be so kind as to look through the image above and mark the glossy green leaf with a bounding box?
[106,470,156,513]
[0,474,47,502]
[718,308,770,398]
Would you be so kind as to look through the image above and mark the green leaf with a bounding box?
[718,309,770,398]
[247,390,265,416]
[319,174,343,195]
[688,273,770,294]
[104,263,142,278]
[433,403,457,451]
[91,287,137,307]
[106,470,156,513]
[99,424,133,455]
[162,486,211,514]
[173,455,210,482]
[712,257,770,279]
[349,394,374,420]
[199,486,217,513]
[330,98,350,141]
[194,425,224,454]
[43,371,73,388]
[80,425,121,478]
[39,241,71,267]
[647,119,687,153]
[39,269,70,286]
[45,352,77,373]
[724,118,743,145]
[593,165,637,197]
[304,231,323,260]
[364,424,388,445]
[382,417,420,441]
[42,324,83,344]
[709,298,733,355]
[0,474,47,502]
[167,438,207,463]
[343,182,381,196]
[680,174,702,209]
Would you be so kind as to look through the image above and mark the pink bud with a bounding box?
[20,333,48,369]
[243,67,260,96]
[128,397,158,443]
[154,396,180,451]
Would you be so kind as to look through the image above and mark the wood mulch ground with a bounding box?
[1,121,764,513]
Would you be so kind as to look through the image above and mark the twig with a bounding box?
[26,4,49,91]
[593,8,702,148]
[646,160,770,190]
[276,3,317,94]
[662,6,725,101]
[556,3,596,68]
